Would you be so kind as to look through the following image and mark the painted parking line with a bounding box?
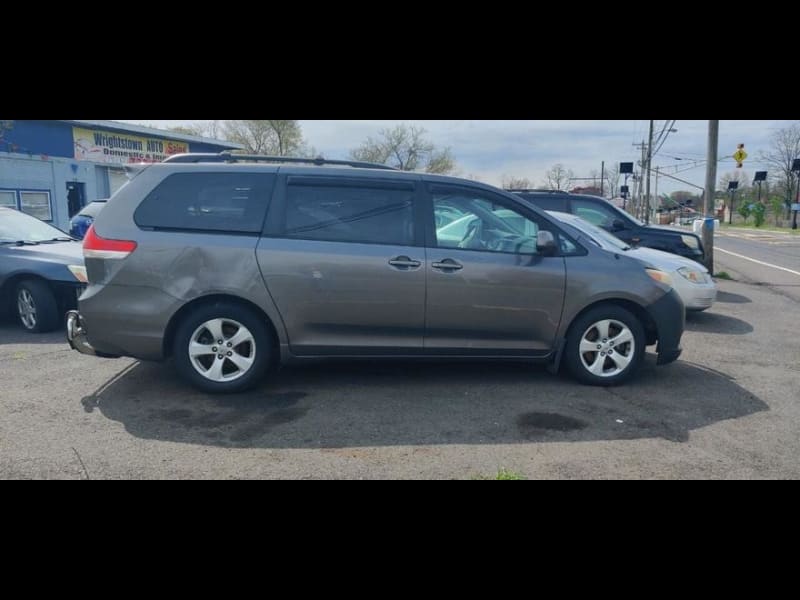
[716,247,800,277]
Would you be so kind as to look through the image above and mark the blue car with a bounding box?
[0,208,86,333]
[69,199,107,239]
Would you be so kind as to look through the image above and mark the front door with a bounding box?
[257,177,426,355]
[425,186,566,354]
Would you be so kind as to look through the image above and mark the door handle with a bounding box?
[432,259,464,272]
[389,256,422,269]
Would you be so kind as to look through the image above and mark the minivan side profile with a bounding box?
[67,154,684,393]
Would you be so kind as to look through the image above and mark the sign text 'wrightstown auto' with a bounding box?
[72,127,189,164]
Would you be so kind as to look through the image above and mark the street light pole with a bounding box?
[703,121,719,274]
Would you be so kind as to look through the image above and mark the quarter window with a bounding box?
[571,198,619,229]
[284,184,415,246]
[134,173,275,233]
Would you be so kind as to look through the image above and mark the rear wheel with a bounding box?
[16,279,59,333]
[564,304,645,386]
[173,302,271,393]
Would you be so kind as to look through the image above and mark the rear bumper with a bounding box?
[66,310,120,358]
[646,289,685,365]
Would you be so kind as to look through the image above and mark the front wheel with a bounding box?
[564,305,645,386]
[173,302,271,393]
[16,279,59,333]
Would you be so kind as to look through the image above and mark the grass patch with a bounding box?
[714,272,733,281]
[472,468,527,480]
[721,223,800,234]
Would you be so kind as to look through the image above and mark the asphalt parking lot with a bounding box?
[1,277,798,479]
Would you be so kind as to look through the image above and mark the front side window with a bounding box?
[434,192,543,255]
[19,191,52,221]
[135,173,275,233]
[571,198,623,229]
[285,184,415,246]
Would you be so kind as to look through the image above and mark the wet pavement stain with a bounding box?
[517,412,587,434]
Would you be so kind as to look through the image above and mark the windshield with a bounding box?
[548,211,629,252]
[0,209,72,243]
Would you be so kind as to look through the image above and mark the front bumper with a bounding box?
[645,289,685,365]
[66,310,119,358]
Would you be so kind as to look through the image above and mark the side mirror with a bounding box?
[536,230,558,255]
[611,218,628,232]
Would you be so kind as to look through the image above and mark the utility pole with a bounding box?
[703,120,719,274]
[645,120,654,225]
[632,140,647,217]
[600,161,605,197]
[654,166,660,223]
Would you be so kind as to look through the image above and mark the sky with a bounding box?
[117,120,793,195]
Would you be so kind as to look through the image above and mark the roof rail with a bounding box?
[163,152,398,171]
[507,189,571,194]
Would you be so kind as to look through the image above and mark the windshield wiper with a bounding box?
[0,240,41,246]
[42,237,76,242]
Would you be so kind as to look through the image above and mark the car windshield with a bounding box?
[77,200,107,218]
[0,209,72,243]
[547,211,629,252]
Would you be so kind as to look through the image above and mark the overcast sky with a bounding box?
[117,120,792,195]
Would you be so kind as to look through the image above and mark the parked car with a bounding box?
[0,208,86,332]
[548,212,717,312]
[69,199,108,239]
[67,153,684,392]
[511,190,705,264]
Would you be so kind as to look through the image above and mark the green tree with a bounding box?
[737,203,752,223]
[769,195,785,227]
[751,201,766,227]
[223,120,306,156]
[350,124,455,174]
[759,122,800,218]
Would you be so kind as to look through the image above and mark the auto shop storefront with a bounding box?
[0,120,242,231]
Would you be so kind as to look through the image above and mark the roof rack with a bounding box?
[507,189,570,194]
[162,152,398,171]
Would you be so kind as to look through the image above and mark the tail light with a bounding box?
[83,225,137,260]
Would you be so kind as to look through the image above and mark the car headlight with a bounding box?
[681,235,700,249]
[68,265,88,283]
[646,268,673,287]
[677,266,708,284]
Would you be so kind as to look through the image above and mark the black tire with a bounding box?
[172,301,271,394]
[15,279,59,333]
[564,304,645,386]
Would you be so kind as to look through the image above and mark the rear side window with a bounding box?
[284,183,415,246]
[519,194,567,212]
[135,173,276,233]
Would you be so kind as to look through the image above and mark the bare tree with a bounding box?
[541,164,574,191]
[350,124,456,174]
[223,120,305,156]
[759,122,800,217]
[605,164,621,198]
[501,175,533,190]
[168,121,223,139]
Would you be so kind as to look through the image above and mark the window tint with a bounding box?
[520,194,567,212]
[284,184,415,246]
[434,192,544,255]
[135,173,275,233]
[571,198,618,228]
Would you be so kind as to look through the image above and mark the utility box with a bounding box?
[693,218,719,234]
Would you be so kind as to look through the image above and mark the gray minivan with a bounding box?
[67,153,684,393]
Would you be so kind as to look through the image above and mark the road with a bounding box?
[713,228,800,303]
[1,275,799,479]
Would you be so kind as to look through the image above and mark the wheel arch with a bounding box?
[563,298,658,347]
[162,294,281,365]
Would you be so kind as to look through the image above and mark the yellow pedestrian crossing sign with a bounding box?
[733,144,747,168]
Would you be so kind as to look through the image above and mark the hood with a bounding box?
[2,240,84,264]
[646,224,698,238]
[628,246,708,273]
